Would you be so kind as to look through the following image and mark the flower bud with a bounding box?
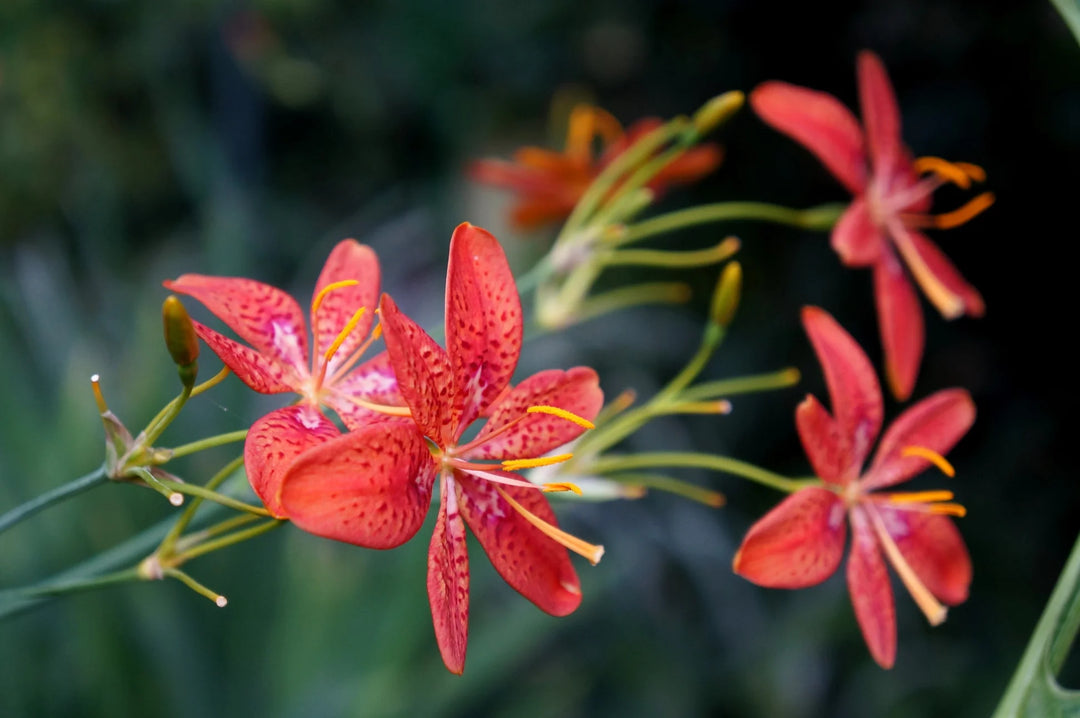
[162,295,199,387]
[692,91,745,138]
[709,261,742,328]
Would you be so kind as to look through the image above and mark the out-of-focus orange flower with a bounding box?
[469,105,723,230]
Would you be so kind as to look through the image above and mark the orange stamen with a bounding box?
[891,228,965,319]
[927,192,996,230]
[867,507,947,626]
[954,162,986,183]
[542,482,583,495]
[494,485,605,565]
[311,279,360,317]
[913,156,973,189]
[927,503,968,517]
[501,453,574,471]
[90,374,108,413]
[340,394,412,417]
[323,307,367,362]
[884,490,954,504]
[565,105,623,163]
[526,405,595,430]
[900,446,956,477]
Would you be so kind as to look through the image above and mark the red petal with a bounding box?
[750,81,867,195]
[873,248,925,402]
[795,394,849,485]
[456,473,582,616]
[649,144,724,191]
[190,320,300,393]
[857,51,904,178]
[164,274,309,375]
[733,487,847,588]
[831,197,885,266]
[312,240,379,367]
[847,505,897,668]
[876,507,971,605]
[469,367,603,461]
[802,307,884,474]
[445,223,523,428]
[905,231,985,318]
[323,350,405,431]
[428,478,471,675]
[243,405,341,517]
[380,294,459,445]
[510,197,579,230]
[863,389,975,491]
[278,420,436,549]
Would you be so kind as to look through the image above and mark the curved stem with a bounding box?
[618,201,845,246]
[588,452,817,494]
[159,455,246,555]
[172,519,284,563]
[168,430,248,459]
[155,479,270,516]
[0,465,108,536]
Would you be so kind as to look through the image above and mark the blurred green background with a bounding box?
[1,1,1076,716]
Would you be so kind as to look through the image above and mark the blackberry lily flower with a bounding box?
[279,222,604,674]
[164,240,407,516]
[751,51,993,399]
[733,307,974,668]
[469,104,723,230]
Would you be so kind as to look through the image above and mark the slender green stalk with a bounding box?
[142,385,192,445]
[618,201,845,245]
[569,281,690,325]
[588,452,817,494]
[168,430,248,459]
[173,513,262,555]
[0,465,108,536]
[679,368,801,401]
[992,530,1080,717]
[1,568,142,602]
[156,479,269,516]
[173,519,284,563]
[605,472,725,507]
[602,240,739,269]
[159,455,245,554]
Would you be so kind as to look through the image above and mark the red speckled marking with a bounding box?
[191,320,301,393]
[311,240,379,365]
[733,486,847,589]
[470,367,602,461]
[445,223,522,429]
[165,274,309,374]
[380,294,459,445]
[847,505,896,668]
[455,472,581,617]
[428,476,470,675]
[244,405,341,517]
[279,419,436,549]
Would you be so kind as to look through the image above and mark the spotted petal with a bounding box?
[874,247,925,402]
[323,350,405,431]
[470,367,603,461]
[802,306,884,474]
[380,293,459,445]
[445,223,523,429]
[428,478,471,675]
[876,507,971,605]
[847,505,897,668]
[863,388,975,491]
[164,274,309,374]
[244,405,341,517]
[312,240,380,369]
[733,487,847,588]
[750,81,867,195]
[456,473,583,617]
[277,420,436,549]
[189,320,302,393]
[857,51,904,179]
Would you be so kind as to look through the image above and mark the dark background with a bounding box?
[1,1,1076,716]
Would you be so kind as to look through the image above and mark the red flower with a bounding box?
[751,51,993,400]
[164,240,408,516]
[469,104,723,230]
[733,307,974,668]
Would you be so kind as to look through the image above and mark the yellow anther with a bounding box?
[566,105,623,162]
[311,279,360,316]
[913,156,973,188]
[928,192,995,230]
[542,482,584,495]
[502,453,575,471]
[494,485,605,565]
[371,322,383,340]
[526,405,596,430]
[901,446,956,477]
[954,162,986,183]
[323,307,367,361]
[927,503,968,518]
[885,490,955,504]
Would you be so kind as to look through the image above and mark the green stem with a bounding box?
[992,530,1080,717]
[618,201,845,246]
[172,519,284,563]
[0,465,109,536]
[588,452,816,494]
[158,455,245,555]
[142,385,192,445]
[1,568,142,602]
[156,479,269,516]
[168,430,248,459]
[678,368,801,401]
[173,513,262,554]
[604,472,725,507]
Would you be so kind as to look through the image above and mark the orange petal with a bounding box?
[831,197,885,267]
[445,223,523,428]
[650,144,724,190]
[456,473,583,616]
[733,487,847,588]
[279,419,436,549]
[243,405,341,517]
[847,506,897,668]
[877,507,972,605]
[311,240,379,367]
[189,320,301,393]
[428,478,471,675]
[863,389,975,491]
[857,50,905,178]
[794,394,848,485]
[750,81,867,195]
[801,307,884,472]
[903,230,985,318]
[873,248,925,402]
